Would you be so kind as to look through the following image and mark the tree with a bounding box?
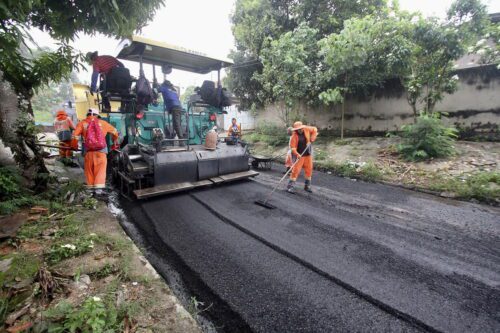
[32,72,81,123]
[401,0,488,119]
[255,24,320,124]
[0,0,164,188]
[227,0,389,110]
[180,86,196,104]
[318,14,413,137]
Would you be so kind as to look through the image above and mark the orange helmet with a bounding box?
[56,110,67,117]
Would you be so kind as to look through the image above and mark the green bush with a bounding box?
[0,167,22,200]
[251,123,289,147]
[398,113,457,161]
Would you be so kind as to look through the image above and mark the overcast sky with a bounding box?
[30,0,500,92]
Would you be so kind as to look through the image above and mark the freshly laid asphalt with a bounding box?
[124,167,500,333]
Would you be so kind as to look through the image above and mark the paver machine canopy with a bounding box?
[107,36,257,199]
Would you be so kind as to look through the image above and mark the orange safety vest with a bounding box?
[290,126,318,156]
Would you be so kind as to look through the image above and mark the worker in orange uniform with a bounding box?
[53,110,75,158]
[73,109,119,189]
[288,121,318,194]
[227,118,242,144]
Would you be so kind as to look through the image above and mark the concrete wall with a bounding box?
[255,65,500,138]
[220,105,256,132]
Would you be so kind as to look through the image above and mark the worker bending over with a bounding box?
[54,110,75,158]
[73,109,119,189]
[227,118,242,144]
[288,121,318,193]
[158,80,185,144]
[86,51,124,111]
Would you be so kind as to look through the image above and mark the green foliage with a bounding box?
[32,71,80,124]
[0,0,165,185]
[45,297,123,333]
[228,0,388,109]
[46,235,97,264]
[0,252,41,287]
[83,198,98,210]
[247,123,289,147]
[317,160,383,182]
[180,85,197,104]
[0,167,22,200]
[256,23,321,107]
[430,172,500,203]
[0,166,37,215]
[0,298,8,327]
[398,113,458,161]
[319,14,413,99]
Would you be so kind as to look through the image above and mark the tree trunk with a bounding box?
[341,100,345,140]
[411,103,418,123]
[0,71,48,191]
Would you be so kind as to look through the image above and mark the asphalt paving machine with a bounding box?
[94,36,257,199]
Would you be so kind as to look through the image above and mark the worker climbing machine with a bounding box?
[88,36,257,199]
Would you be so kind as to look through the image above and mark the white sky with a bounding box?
[30,0,500,93]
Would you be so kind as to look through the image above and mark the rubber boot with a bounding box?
[287,180,296,194]
[304,179,312,193]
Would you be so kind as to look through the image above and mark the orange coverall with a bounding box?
[73,116,118,188]
[53,111,75,158]
[289,126,318,181]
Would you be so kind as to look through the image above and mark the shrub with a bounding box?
[252,123,289,147]
[398,113,457,161]
[0,167,21,200]
[429,172,500,203]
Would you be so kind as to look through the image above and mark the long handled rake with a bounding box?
[254,143,311,209]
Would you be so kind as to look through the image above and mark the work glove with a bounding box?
[111,143,120,151]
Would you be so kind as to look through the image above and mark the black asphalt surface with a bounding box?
[124,168,500,333]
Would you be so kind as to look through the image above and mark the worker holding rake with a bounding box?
[287,121,318,194]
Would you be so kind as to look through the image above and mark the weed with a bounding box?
[359,162,384,182]
[90,263,116,280]
[398,112,457,161]
[248,123,289,147]
[54,215,84,239]
[16,221,51,240]
[83,197,98,210]
[334,139,352,146]
[46,235,96,264]
[187,296,212,317]
[314,149,327,161]
[45,296,122,333]
[0,298,8,326]
[429,172,500,203]
[0,167,22,200]
[0,196,35,216]
[0,252,40,287]
[318,161,383,182]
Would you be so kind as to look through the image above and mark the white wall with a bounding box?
[221,105,255,132]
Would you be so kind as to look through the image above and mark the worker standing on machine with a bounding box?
[158,80,185,144]
[86,51,124,111]
[73,109,119,191]
[227,118,242,144]
[287,121,318,194]
[53,110,75,159]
